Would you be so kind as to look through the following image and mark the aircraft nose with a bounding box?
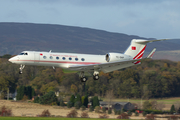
[8,56,18,63]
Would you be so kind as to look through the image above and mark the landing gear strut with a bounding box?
[19,64,25,74]
[80,71,87,82]
[93,71,99,80]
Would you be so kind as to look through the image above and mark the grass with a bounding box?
[0,117,122,120]
[102,97,180,104]
[62,69,77,73]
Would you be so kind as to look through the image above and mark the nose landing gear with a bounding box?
[19,64,25,74]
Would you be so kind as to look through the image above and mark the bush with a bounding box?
[170,105,176,114]
[117,113,129,119]
[67,101,73,108]
[135,111,139,116]
[89,106,94,112]
[108,109,112,114]
[40,110,51,117]
[168,115,178,120]
[99,114,109,118]
[143,100,152,109]
[142,111,147,117]
[22,95,28,101]
[146,114,156,120]
[114,109,117,115]
[81,112,89,118]
[102,107,106,113]
[60,100,65,106]
[34,97,39,103]
[74,101,81,109]
[67,109,78,118]
[39,91,58,105]
[92,96,99,108]
[142,109,164,114]
[70,95,75,106]
[81,105,86,111]
[95,106,101,113]
[150,112,154,114]
[83,95,88,108]
[127,111,132,116]
[117,110,121,115]
[0,106,12,116]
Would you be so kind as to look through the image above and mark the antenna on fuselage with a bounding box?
[49,50,52,53]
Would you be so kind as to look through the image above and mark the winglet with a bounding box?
[147,48,156,58]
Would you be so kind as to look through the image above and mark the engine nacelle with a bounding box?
[105,53,131,62]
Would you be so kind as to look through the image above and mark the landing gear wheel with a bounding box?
[81,77,87,82]
[93,75,99,80]
[19,71,22,74]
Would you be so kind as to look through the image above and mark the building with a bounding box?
[99,101,135,110]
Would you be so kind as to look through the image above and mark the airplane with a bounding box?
[8,39,170,82]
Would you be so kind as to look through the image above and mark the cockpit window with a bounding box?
[19,52,28,55]
[19,53,25,55]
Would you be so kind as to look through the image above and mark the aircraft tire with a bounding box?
[93,75,99,80]
[81,77,87,82]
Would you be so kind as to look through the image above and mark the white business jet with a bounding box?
[8,39,168,82]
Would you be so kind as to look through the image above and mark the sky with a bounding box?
[0,0,180,39]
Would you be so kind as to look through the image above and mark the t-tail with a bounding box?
[124,39,169,59]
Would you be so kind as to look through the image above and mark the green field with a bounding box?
[62,69,77,73]
[102,97,180,104]
[0,117,123,120]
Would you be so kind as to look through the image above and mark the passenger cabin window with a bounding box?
[69,57,72,60]
[75,58,78,61]
[43,56,47,59]
[81,58,85,61]
[62,57,66,60]
[56,57,59,60]
[50,56,53,59]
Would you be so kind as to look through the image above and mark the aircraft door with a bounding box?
[34,53,40,63]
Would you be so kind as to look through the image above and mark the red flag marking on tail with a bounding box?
[132,46,136,50]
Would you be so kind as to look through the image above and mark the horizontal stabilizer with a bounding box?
[134,38,180,44]
[147,48,156,58]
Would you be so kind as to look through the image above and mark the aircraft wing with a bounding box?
[68,58,144,72]
[68,48,156,73]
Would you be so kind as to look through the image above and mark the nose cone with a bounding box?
[8,57,14,63]
[8,56,18,63]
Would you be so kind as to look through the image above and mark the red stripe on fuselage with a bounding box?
[11,60,101,65]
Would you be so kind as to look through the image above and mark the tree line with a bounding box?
[1,55,180,99]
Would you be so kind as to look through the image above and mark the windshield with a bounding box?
[19,53,25,55]
[19,52,28,55]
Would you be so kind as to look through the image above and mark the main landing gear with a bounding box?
[79,71,99,82]
[19,64,25,74]
[80,71,87,82]
[93,71,99,80]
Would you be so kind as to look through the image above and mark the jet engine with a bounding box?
[105,53,131,62]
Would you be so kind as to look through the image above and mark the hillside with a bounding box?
[0,22,179,57]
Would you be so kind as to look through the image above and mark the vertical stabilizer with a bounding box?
[124,39,148,59]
